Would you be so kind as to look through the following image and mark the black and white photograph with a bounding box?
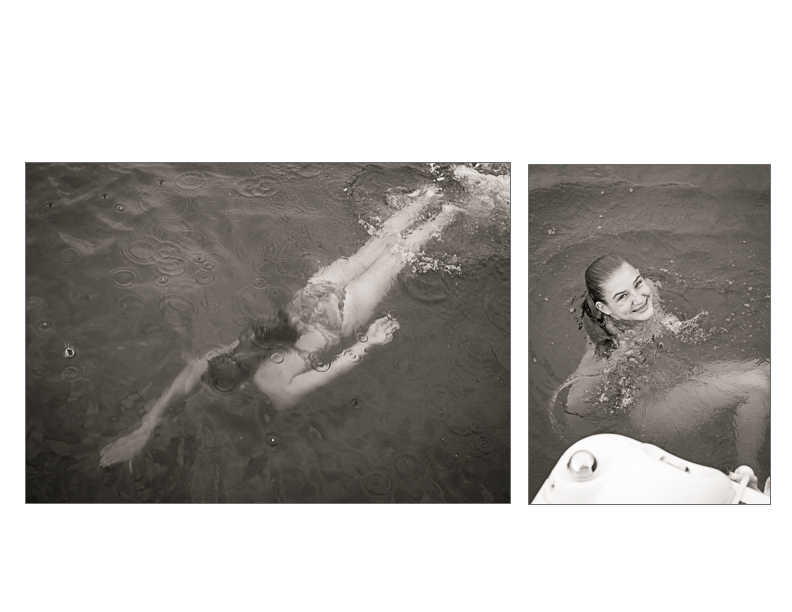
[529,165,770,504]
[25,162,510,503]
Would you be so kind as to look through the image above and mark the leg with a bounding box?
[311,186,439,287]
[341,204,461,335]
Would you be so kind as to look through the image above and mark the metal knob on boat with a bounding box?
[567,450,598,480]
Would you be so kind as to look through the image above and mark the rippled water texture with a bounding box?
[528,165,770,500]
[26,162,510,502]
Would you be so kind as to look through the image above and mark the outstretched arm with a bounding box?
[99,340,239,467]
[286,315,399,404]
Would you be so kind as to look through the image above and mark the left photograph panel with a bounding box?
[25,162,511,503]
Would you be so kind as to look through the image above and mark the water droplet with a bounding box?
[253,278,266,288]
[36,320,54,332]
[156,275,170,285]
[100,193,109,200]
[157,179,165,186]
[349,397,360,409]
[114,204,127,213]
[58,247,82,264]
[263,431,286,452]
[63,345,76,359]
[46,201,55,208]
[356,333,368,343]
[36,203,62,221]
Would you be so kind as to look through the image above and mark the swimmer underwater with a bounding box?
[552,253,769,469]
[99,186,461,468]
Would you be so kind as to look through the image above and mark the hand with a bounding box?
[366,315,400,345]
[99,425,153,468]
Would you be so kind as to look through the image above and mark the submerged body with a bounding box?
[100,186,460,467]
[552,258,769,470]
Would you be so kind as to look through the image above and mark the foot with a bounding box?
[99,426,153,467]
[366,315,400,345]
[381,186,439,235]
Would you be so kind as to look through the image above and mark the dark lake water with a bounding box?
[26,162,510,503]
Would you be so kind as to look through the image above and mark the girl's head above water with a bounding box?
[585,253,654,323]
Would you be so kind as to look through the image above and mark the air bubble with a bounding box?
[63,345,76,359]
[270,353,284,364]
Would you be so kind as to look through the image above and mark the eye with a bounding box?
[636,278,643,287]
[617,294,626,301]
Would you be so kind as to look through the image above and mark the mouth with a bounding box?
[632,297,650,313]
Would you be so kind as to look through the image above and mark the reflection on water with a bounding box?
[26,162,510,503]
[528,165,770,500]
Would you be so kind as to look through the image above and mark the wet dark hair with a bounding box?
[202,309,300,393]
[581,253,629,358]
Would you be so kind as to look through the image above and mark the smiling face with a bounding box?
[595,262,654,322]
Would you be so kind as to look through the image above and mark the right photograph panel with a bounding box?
[528,165,770,504]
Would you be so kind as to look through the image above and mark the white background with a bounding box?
[4,1,788,610]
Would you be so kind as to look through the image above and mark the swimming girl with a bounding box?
[99,186,461,468]
[551,253,769,470]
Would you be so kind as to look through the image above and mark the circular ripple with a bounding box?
[235,176,280,198]
[403,273,449,303]
[227,208,246,220]
[36,320,55,333]
[61,362,87,382]
[36,204,63,221]
[392,450,423,482]
[155,257,187,276]
[115,293,147,317]
[136,188,191,217]
[209,374,236,394]
[262,431,286,453]
[153,241,184,260]
[58,247,82,264]
[154,275,170,286]
[270,353,284,364]
[467,432,498,459]
[253,278,267,288]
[195,270,215,285]
[424,384,454,419]
[114,204,127,213]
[119,237,158,267]
[110,268,139,288]
[73,210,97,226]
[239,291,257,303]
[324,476,358,502]
[175,172,207,190]
[156,294,197,328]
[29,363,47,379]
[356,333,368,343]
[362,470,393,499]
[201,296,222,311]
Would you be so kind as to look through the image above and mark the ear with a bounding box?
[595,301,611,316]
